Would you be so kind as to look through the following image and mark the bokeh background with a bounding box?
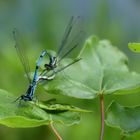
[0,0,140,140]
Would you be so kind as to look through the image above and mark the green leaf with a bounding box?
[105,101,140,134]
[44,36,140,98]
[128,43,140,53]
[44,75,97,99]
[0,89,82,128]
[36,102,92,113]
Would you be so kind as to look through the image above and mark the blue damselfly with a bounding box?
[13,29,47,102]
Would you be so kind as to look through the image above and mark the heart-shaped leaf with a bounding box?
[105,101,140,134]
[0,89,83,128]
[44,36,140,98]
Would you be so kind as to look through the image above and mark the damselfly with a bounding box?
[41,16,85,78]
[13,29,47,102]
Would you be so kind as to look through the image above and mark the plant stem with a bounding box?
[49,122,63,140]
[99,93,105,140]
[120,135,126,140]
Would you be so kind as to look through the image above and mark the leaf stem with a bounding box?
[99,93,105,140]
[49,122,63,140]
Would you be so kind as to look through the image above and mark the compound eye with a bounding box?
[21,95,24,99]
[44,64,47,68]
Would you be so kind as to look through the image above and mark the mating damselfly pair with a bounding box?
[13,16,85,102]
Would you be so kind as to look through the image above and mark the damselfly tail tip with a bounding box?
[42,50,47,56]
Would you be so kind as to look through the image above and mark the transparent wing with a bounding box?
[57,16,74,57]
[13,28,31,83]
[56,16,85,62]
[57,31,85,63]
[55,58,82,74]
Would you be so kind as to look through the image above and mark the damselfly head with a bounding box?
[20,95,32,101]
[20,95,25,100]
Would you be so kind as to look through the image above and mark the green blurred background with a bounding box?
[0,0,140,140]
